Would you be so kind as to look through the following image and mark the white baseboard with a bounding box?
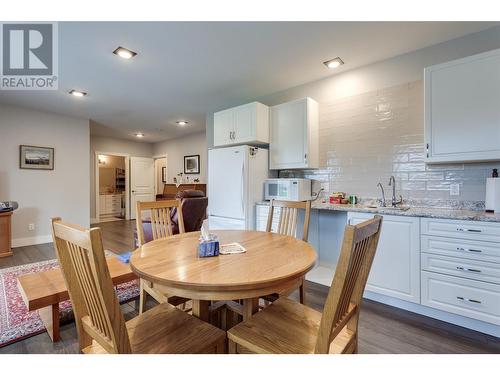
[12,235,53,248]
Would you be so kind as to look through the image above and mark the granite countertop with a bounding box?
[256,201,500,223]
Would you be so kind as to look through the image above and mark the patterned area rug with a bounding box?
[0,258,139,347]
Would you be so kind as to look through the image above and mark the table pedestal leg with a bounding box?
[192,300,210,322]
[242,297,259,321]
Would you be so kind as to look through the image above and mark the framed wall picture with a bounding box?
[184,154,200,174]
[19,145,54,170]
[162,166,167,183]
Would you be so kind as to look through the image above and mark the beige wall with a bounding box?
[0,104,90,247]
[155,158,167,195]
[90,136,154,219]
[153,131,207,184]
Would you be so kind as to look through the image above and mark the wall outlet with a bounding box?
[28,223,35,231]
[450,183,460,196]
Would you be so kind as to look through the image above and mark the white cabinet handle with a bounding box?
[456,266,481,273]
[456,227,482,233]
[457,296,481,304]
[456,247,482,253]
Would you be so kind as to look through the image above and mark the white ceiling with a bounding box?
[0,22,497,142]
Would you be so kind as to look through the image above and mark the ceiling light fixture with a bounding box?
[135,133,145,138]
[69,89,87,97]
[323,57,344,69]
[113,46,137,60]
[176,121,188,126]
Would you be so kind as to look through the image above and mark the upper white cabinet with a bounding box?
[347,212,421,304]
[425,48,500,163]
[213,102,269,147]
[269,97,319,170]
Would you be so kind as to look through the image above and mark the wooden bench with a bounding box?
[17,256,137,342]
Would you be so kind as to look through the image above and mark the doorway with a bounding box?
[96,154,128,223]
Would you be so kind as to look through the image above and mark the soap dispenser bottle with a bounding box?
[485,169,500,212]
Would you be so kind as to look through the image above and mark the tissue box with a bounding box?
[198,240,220,257]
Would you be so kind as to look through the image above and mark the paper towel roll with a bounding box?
[485,178,500,212]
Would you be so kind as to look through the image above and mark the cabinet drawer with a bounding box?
[421,271,500,325]
[421,218,500,243]
[421,235,500,263]
[421,253,500,284]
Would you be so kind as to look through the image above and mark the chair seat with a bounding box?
[227,297,354,354]
[83,303,225,354]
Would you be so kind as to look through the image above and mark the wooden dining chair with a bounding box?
[50,218,225,354]
[265,199,312,304]
[136,199,188,314]
[227,215,383,354]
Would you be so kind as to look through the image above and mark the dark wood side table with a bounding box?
[0,211,13,258]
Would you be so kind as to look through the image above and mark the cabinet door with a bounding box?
[425,48,500,163]
[233,103,255,144]
[270,99,307,169]
[213,108,234,147]
[347,212,421,303]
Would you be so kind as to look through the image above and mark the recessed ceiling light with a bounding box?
[69,89,87,97]
[135,133,144,138]
[176,121,188,126]
[113,46,137,60]
[323,57,344,69]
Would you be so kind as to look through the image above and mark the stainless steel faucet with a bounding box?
[377,182,386,207]
[388,175,403,207]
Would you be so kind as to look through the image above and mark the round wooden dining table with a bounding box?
[130,230,317,322]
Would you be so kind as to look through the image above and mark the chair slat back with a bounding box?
[266,200,311,241]
[136,199,185,246]
[50,218,130,353]
[314,215,383,354]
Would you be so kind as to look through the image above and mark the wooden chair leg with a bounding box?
[228,339,237,354]
[299,280,306,304]
[38,303,60,342]
[216,338,226,353]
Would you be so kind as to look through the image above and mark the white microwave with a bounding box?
[264,178,312,202]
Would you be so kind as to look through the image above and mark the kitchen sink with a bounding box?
[364,205,411,211]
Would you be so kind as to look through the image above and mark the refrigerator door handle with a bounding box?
[241,161,245,216]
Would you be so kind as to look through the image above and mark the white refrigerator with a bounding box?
[208,145,269,230]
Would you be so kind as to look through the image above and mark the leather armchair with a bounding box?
[134,190,208,247]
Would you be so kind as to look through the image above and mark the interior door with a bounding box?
[130,157,155,220]
[208,146,246,220]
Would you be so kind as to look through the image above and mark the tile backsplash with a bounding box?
[280,80,499,209]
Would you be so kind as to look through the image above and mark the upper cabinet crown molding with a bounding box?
[269,97,319,170]
[425,48,500,163]
[213,102,269,147]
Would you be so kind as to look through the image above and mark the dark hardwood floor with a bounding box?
[1,219,499,354]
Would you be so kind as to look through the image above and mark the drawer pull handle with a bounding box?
[456,266,481,273]
[456,228,482,233]
[456,247,482,253]
[457,296,482,304]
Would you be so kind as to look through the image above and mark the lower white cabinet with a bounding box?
[421,271,500,326]
[347,212,421,303]
[100,194,122,216]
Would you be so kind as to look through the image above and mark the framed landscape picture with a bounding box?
[184,154,200,174]
[19,145,54,170]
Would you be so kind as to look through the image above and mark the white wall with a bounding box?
[0,104,90,247]
[90,135,154,219]
[153,131,207,184]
